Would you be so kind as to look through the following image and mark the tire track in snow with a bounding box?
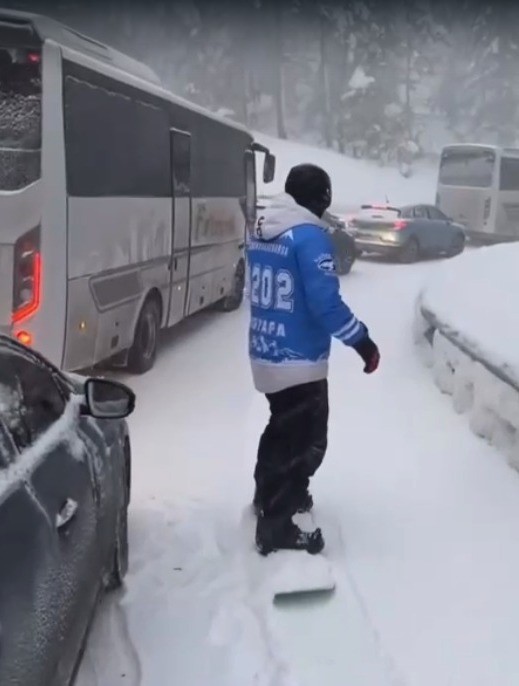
[76,593,142,686]
[206,505,403,686]
[272,506,407,686]
[207,507,300,686]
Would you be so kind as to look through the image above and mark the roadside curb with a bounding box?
[413,292,519,469]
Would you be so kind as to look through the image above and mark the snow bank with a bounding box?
[255,133,437,213]
[79,253,519,686]
[414,245,519,467]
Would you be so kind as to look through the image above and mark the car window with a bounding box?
[413,206,428,218]
[0,418,16,467]
[0,346,68,452]
[426,206,448,221]
[358,206,401,221]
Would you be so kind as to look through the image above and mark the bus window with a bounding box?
[439,149,495,188]
[499,156,519,191]
[172,131,191,197]
[0,47,41,190]
[64,70,170,197]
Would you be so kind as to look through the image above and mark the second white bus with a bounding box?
[437,143,519,244]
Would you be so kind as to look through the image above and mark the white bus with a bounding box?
[437,144,519,244]
[0,10,275,373]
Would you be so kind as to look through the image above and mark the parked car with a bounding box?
[348,203,466,263]
[322,210,358,275]
[255,197,357,275]
[0,334,135,686]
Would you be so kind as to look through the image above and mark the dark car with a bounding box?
[0,334,135,686]
[256,197,357,276]
[348,203,466,263]
[322,210,358,275]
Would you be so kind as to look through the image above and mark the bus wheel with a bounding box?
[218,259,245,312]
[127,298,161,374]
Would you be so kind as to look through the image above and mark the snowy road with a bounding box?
[77,256,519,686]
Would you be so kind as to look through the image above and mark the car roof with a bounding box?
[399,203,435,211]
[360,203,434,209]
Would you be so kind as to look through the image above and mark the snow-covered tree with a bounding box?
[4,0,519,157]
[433,0,519,145]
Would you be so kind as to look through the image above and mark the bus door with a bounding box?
[167,129,192,327]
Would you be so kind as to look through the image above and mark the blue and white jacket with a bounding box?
[247,193,368,394]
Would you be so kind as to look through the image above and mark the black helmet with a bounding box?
[285,163,332,218]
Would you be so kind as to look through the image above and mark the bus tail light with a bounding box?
[12,227,42,324]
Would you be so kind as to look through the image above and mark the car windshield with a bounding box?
[357,206,401,220]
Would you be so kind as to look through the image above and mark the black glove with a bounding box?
[353,332,380,374]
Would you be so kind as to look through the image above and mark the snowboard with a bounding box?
[241,506,336,598]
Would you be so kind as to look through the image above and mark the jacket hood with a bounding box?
[254,193,328,241]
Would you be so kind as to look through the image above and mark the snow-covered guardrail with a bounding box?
[413,245,519,468]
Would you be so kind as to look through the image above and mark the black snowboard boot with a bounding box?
[253,488,313,517]
[255,512,324,556]
[295,490,313,514]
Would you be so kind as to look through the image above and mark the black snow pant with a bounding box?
[254,379,329,517]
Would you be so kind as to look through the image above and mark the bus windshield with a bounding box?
[0,46,41,191]
[439,148,495,188]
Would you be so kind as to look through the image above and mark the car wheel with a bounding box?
[399,237,419,263]
[217,259,245,312]
[332,233,356,275]
[447,234,465,257]
[335,250,355,275]
[127,297,161,374]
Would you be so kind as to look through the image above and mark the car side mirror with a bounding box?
[83,378,136,419]
[263,152,276,184]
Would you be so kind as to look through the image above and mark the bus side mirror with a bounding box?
[264,153,276,184]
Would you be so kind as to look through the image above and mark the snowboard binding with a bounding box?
[255,513,325,556]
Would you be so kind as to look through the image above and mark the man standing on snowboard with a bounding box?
[247,163,380,556]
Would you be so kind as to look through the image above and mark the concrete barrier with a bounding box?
[413,292,519,470]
